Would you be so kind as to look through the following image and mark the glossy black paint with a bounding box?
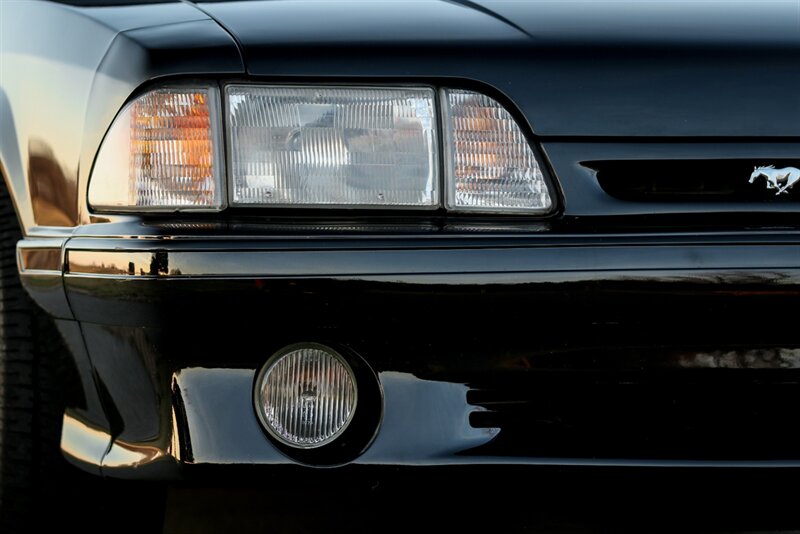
[43,234,800,474]
[201,0,800,137]
[56,319,114,475]
[63,235,800,282]
[3,0,800,479]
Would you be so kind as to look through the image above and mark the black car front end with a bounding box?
[5,0,800,488]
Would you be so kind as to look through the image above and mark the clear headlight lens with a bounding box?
[254,344,357,449]
[226,86,438,208]
[88,87,224,212]
[442,89,553,213]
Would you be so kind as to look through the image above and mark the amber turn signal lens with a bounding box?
[442,89,553,213]
[88,87,224,212]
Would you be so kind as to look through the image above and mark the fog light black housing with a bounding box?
[253,343,382,465]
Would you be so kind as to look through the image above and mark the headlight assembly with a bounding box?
[88,84,554,215]
[227,86,439,209]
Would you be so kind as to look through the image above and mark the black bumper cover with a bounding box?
[23,232,800,478]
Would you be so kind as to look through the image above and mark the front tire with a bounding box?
[0,182,67,530]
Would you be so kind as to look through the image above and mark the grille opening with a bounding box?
[591,159,800,201]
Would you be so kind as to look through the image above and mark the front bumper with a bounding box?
[20,230,800,478]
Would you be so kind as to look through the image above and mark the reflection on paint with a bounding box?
[60,411,111,467]
[28,138,78,226]
[174,367,285,464]
[103,440,165,469]
[18,247,61,272]
[173,367,498,465]
[360,372,498,464]
[68,250,167,276]
[61,410,167,470]
[674,348,800,369]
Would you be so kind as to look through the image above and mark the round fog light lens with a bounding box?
[254,344,357,448]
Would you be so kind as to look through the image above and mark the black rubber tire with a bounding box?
[0,182,69,531]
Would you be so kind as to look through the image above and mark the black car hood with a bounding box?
[197,0,800,137]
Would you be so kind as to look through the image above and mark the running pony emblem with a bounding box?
[749,165,800,195]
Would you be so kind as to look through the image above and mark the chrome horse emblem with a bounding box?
[749,165,800,195]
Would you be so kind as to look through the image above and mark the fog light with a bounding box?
[254,344,357,449]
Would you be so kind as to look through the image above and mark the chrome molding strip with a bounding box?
[66,244,800,279]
